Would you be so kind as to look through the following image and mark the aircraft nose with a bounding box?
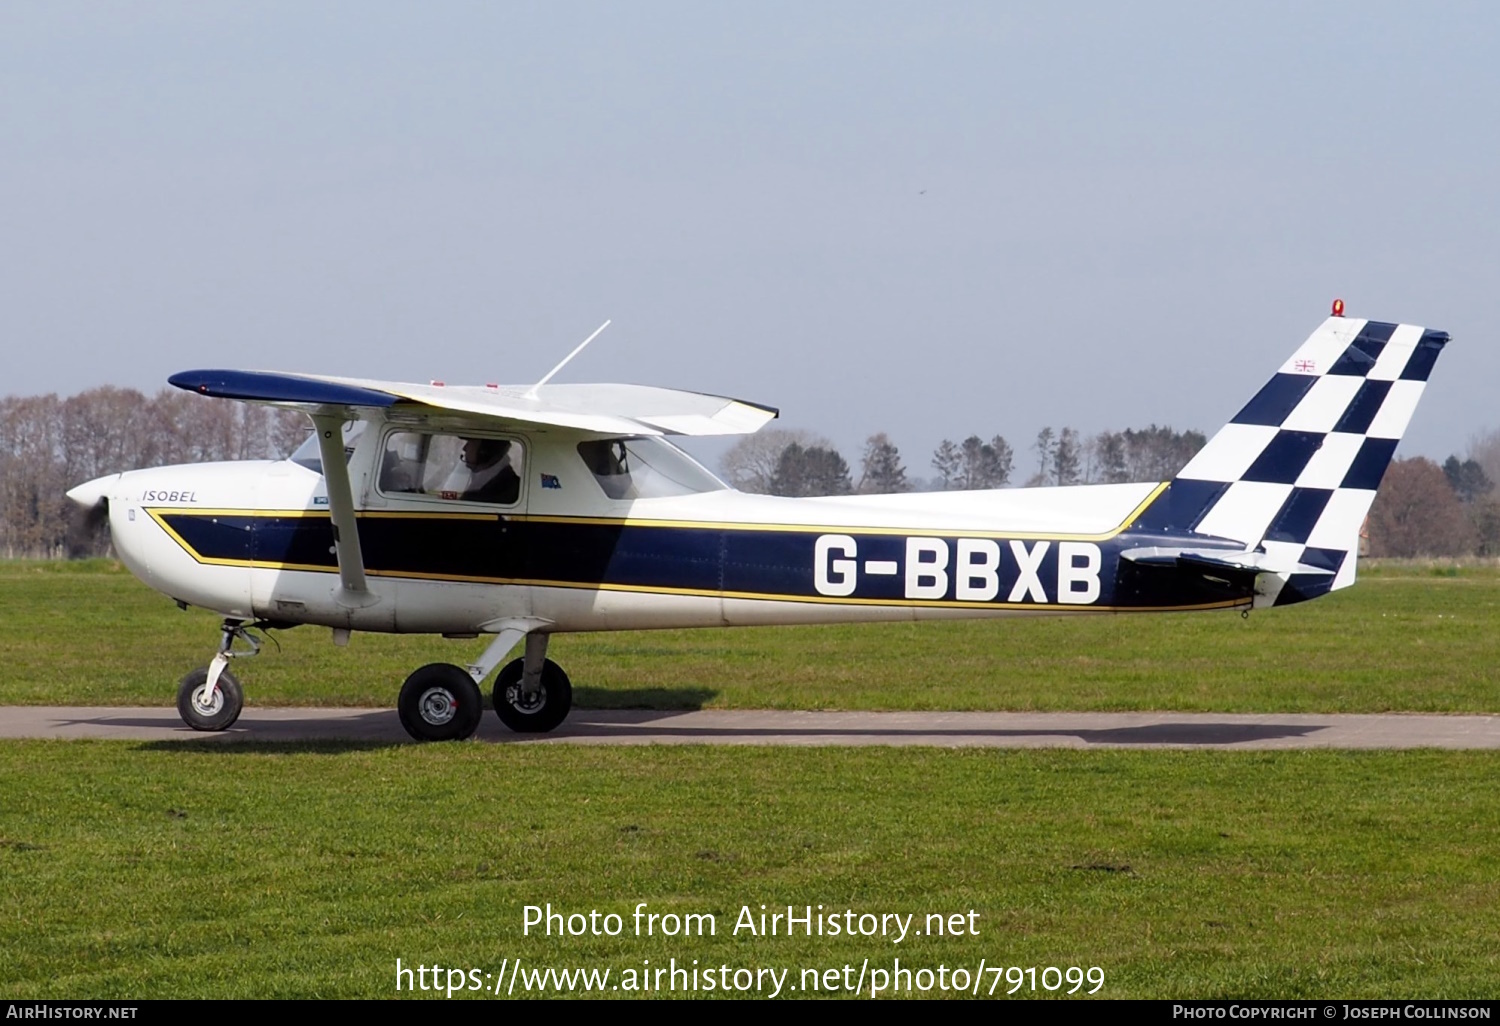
[66,473,120,509]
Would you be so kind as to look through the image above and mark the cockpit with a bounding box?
[286,421,726,505]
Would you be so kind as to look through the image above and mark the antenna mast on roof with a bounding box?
[524,320,611,400]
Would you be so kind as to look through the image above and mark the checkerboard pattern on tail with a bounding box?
[1132,317,1449,606]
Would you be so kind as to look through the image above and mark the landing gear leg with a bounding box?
[392,621,571,741]
[493,633,573,734]
[177,619,258,731]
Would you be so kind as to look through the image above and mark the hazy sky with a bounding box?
[2,2,1495,477]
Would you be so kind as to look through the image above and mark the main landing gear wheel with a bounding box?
[177,667,244,732]
[493,657,572,733]
[398,663,484,742]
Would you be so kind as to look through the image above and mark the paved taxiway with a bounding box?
[2,707,1498,748]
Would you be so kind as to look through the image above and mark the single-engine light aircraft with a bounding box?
[67,310,1447,741]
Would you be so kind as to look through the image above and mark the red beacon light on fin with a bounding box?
[1331,298,1345,317]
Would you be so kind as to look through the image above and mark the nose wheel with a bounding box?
[177,666,244,731]
[176,619,262,732]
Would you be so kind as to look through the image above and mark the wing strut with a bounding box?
[311,413,379,608]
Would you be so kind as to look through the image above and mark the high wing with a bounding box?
[167,369,779,437]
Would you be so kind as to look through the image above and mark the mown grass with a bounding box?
[3,562,1496,1000]
[1,743,1496,999]
[1,561,1496,712]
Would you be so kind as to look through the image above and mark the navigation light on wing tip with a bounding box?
[1331,298,1345,317]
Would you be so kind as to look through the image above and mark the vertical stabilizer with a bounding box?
[1132,315,1449,604]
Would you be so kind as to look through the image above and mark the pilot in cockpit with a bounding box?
[442,437,521,503]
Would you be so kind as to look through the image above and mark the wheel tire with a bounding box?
[177,666,244,732]
[493,657,572,733]
[398,663,483,742]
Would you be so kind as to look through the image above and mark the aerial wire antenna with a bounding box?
[524,319,611,399]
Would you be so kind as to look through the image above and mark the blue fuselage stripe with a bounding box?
[158,513,1265,609]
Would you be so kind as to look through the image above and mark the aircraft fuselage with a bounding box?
[94,426,1254,638]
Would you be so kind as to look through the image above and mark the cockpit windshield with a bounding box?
[289,421,365,474]
[577,437,726,500]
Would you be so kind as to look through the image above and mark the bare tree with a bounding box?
[0,395,67,557]
[720,428,833,494]
[1120,425,1206,481]
[1032,427,1056,486]
[1054,427,1081,486]
[0,387,314,558]
[60,387,160,481]
[1087,430,1129,483]
[1367,457,1477,557]
[271,410,312,458]
[1025,426,1081,486]
[1472,501,1500,557]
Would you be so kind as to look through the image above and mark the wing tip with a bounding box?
[169,370,401,407]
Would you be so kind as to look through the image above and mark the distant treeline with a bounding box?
[719,425,1209,497]
[0,388,307,558]
[2,387,1497,561]
[1367,452,1500,558]
[720,427,1500,559]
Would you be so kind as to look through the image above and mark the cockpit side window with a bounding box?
[379,431,524,505]
[576,437,725,500]
[578,439,634,499]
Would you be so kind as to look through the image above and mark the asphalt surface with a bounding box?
[2,707,1499,748]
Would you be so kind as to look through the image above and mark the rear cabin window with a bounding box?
[576,437,725,500]
[379,431,524,505]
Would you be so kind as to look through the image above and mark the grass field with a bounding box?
[2,560,1497,1000]
[2,743,1498,999]
[1,560,1495,713]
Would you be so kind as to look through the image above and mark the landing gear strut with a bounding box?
[493,633,572,733]
[177,619,259,731]
[392,627,573,742]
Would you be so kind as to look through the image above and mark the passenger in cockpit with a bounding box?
[444,437,520,503]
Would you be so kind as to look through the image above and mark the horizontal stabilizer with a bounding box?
[1120,546,1335,577]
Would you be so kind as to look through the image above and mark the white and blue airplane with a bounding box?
[66,310,1448,741]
